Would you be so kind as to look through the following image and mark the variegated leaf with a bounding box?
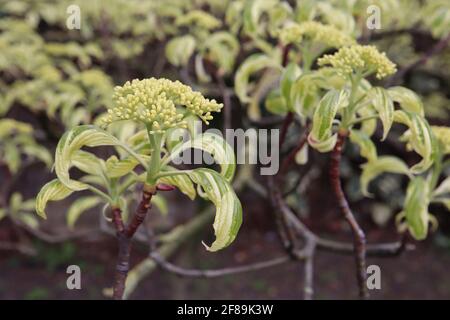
[308,90,348,153]
[280,62,302,110]
[395,110,437,173]
[158,169,196,200]
[234,54,280,106]
[349,129,377,162]
[55,125,143,191]
[402,177,431,240]
[369,87,394,140]
[36,179,73,219]
[67,196,102,228]
[186,168,242,252]
[360,156,411,197]
[387,86,424,116]
[165,35,196,67]
[166,133,236,182]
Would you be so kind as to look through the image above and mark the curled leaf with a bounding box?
[308,90,348,153]
[360,156,411,197]
[186,168,242,252]
[36,179,73,219]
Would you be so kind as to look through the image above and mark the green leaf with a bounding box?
[35,179,74,219]
[349,129,377,162]
[186,168,242,252]
[234,53,280,106]
[166,133,236,182]
[360,156,411,197]
[71,150,105,176]
[280,63,302,110]
[388,86,424,116]
[265,89,289,115]
[369,87,394,140]
[203,31,239,74]
[55,125,144,191]
[243,0,277,35]
[165,35,196,67]
[67,196,102,229]
[308,90,348,153]
[151,194,169,216]
[158,169,196,200]
[395,110,437,173]
[105,156,138,178]
[401,177,431,240]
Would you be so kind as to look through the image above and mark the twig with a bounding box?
[303,242,315,300]
[150,252,292,278]
[112,185,156,300]
[279,125,310,177]
[0,241,36,256]
[279,112,294,148]
[126,186,155,238]
[387,33,450,86]
[216,73,232,130]
[330,130,368,299]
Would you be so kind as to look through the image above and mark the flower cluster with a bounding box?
[279,22,355,49]
[318,45,397,79]
[432,126,450,154]
[102,78,222,133]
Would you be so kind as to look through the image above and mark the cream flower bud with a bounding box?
[318,45,397,79]
[102,78,223,131]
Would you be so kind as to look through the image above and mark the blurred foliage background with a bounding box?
[0,0,449,299]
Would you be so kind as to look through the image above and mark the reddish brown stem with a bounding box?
[125,185,156,238]
[279,125,310,177]
[279,112,294,148]
[330,130,369,299]
[112,185,156,300]
[112,207,130,300]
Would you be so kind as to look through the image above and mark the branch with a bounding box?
[279,112,294,148]
[126,185,156,238]
[279,124,310,177]
[303,242,315,300]
[330,130,368,299]
[387,33,450,86]
[216,73,232,130]
[150,251,292,278]
[112,185,156,300]
[111,207,130,300]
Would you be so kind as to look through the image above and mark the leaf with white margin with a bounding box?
[349,129,377,162]
[360,156,411,197]
[166,132,236,182]
[388,86,424,116]
[401,177,432,240]
[165,35,196,67]
[369,87,394,140]
[280,62,302,110]
[186,168,242,252]
[36,179,74,219]
[105,156,139,178]
[158,170,197,200]
[308,90,348,153]
[55,125,145,191]
[395,110,437,173]
[67,196,102,229]
[234,53,280,105]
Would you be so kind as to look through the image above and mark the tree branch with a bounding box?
[330,130,368,299]
[112,185,156,300]
[150,251,292,278]
[387,33,450,86]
